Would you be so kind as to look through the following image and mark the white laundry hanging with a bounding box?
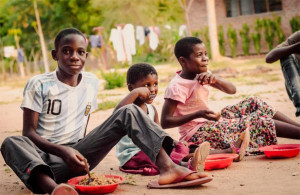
[109,24,136,63]
[136,26,145,46]
[149,26,159,51]
[179,24,187,37]
[109,28,126,62]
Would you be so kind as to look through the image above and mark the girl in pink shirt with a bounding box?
[161,37,300,160]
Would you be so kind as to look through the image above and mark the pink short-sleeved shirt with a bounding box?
[164,72,210,141]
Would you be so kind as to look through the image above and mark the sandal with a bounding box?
[232,125,250,162]
[187,142,210,172]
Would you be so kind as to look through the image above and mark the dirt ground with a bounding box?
[0,60,299,195]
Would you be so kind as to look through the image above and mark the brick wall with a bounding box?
[189,0,300,56]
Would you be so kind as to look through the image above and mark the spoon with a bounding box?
[83,159,93,184]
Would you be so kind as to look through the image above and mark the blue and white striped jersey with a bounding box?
[21,70,99,144]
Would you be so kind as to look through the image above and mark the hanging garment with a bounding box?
[149,26,159,51]
[17,48,24,63]
[179,24,187,37]
[89,35,101,48]
[123,23,136,60]
[109,28,126,62]
[144,26,150,37]
[136,26,145,46]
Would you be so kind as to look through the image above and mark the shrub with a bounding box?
[101,70,126,89]
[251,19,262,55]
[290,15,300,33]
[262,18,276,50]
[274,16,285,43]
[239,23,250,56]
[227,24,237,58]
[218,25,225,56]
[133,27,180,64]
[198,27,211,59]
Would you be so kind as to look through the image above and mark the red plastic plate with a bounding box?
[204,153,238,170]
[67,174,124,194]
[259,144,300,158]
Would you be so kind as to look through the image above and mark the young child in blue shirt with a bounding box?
[115,63,211,175]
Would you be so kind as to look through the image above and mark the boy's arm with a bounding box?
[114,87,150,112]
[265,41,300,63]
[22,108,86,173]
[160,98,219,129]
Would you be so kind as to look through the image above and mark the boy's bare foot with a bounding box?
[158,163,208,185]
[191,142,210,172]
[51,183,78,195]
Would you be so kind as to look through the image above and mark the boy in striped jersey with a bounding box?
[1,28,210,195]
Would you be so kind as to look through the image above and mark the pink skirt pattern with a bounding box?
[188,96,278,154]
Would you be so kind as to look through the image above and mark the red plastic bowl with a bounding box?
[204,153,238,170]
[67,174,124,194]
[259,144,300,158]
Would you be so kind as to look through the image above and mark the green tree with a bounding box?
[262,18,276,50]
[218,25,225,56]
[227,24,237,58]
[199,27,211,59]
[251,19,262,55]
[290,15,300,33]
[274,16,285,44]
[239,23,250,56]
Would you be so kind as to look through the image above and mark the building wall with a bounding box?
[189,0,300,56]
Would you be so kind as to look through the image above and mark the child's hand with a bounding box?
[198,110,221,121]
[195,72,216,85]
[134,87,151,101]
[60,146,87,173]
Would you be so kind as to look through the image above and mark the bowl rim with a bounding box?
[68,174,125,188]
[206,153,238,162]
[259,144,300,152]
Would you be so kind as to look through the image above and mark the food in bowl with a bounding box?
[78,174,121,186]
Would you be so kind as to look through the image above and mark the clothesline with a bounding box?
[86,23,187,63]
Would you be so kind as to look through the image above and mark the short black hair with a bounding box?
[127,63,157,85]
[54,28,86,50]
[174,37,203,60]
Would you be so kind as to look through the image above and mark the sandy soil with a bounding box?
[0,61,299,195]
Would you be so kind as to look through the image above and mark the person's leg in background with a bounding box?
[280,54,300,117]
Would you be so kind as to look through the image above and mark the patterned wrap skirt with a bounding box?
[188,96,278,154]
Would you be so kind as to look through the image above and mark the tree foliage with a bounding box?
[0,0,183,55]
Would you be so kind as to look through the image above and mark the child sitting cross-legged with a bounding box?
[161,37,300,160]
[115,63,211,174]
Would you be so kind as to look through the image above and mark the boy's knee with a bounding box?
[1,136,30,152]
[2,136,19,148]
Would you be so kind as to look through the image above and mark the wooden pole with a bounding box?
[92,27,108,70]
[178,0,195,36]
[33,0,49,73]
[14,34,25,77]
[206,0,221,60]
[0,32,6,79]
